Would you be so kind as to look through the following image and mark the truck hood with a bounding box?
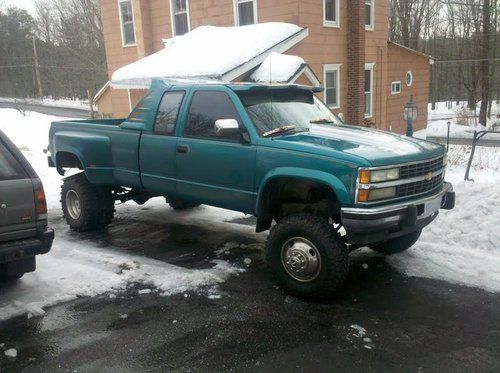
[272,124,445,166]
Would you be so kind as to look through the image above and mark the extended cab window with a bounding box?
[184,91,242,141]
[154,91,185,135]
[0,142,26,181]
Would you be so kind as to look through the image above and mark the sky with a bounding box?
[3,0,37,14]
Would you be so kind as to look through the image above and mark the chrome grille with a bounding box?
[400,157,444,179]
[396,174,443,197]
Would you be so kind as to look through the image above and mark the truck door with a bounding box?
[0,141,37,243]
[175,89,256,213]
[139,89,186,195]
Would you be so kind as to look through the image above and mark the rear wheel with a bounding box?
[266,214,349,300]
[61,174,115,231]
[167,198,200,211]
[369,229,422,255]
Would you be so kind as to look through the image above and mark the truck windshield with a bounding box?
[237,90,342,137]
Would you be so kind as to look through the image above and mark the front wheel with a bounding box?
[369,229,422,255]
[61,174,115,232]
[167,198,200,211]
[266,214,349,300]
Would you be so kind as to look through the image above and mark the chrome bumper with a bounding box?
[341,182,455,245]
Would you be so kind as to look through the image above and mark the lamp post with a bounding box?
[404,95,418,137]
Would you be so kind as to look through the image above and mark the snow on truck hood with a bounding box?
[275,125,445,166]
[111,23,307,89]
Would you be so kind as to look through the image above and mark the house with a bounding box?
[96,0,432,133]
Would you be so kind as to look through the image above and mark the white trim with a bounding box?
[405,70,413,86]
[127,89,132,112]
[289,65,321,87]
[323,63,341,109]
[118,0,137,47]
[365,0,374,31]
[223,27,308,81]
[233,0,258,26]
[170,0,191,37]
[364,63,375,118]
[94,81,110,102]
[323,0,339,28]
[391,81,401,95]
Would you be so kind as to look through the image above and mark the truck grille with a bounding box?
[396,174,443,197]
[400,157,444,179]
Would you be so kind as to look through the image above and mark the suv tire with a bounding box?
[266,214,348,300]
[167,198,200,210]
[369,229,422,255]
[61,174,115,231]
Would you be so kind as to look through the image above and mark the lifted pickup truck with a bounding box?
[48,80,454,299]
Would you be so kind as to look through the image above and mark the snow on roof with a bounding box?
[111,23,307,89]
[250,52,305,83]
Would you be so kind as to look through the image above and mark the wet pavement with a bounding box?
[1,208,499,372]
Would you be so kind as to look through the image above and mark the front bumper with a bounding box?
[0,227,54,264]
[341,182,455,245]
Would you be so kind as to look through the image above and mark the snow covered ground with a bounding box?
[0,97,94,111]
[423,101,500,139]
[0,108,499,321]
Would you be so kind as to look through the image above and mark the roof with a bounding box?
[111,23,308,89]
[250,52,306,83]
[388,41,435,61]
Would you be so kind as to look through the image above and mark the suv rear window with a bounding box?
[0,142,27,181]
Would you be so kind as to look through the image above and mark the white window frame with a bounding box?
[233,0,258,26]
[118,0,137,47]
[405,70,413,86]
[323,64,341,109]
[391,81,401,95]
[365,0,374,31]
[323,0,339,28]
[170,0,191,37]
[364,63,375,118]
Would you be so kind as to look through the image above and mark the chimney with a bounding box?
[346,0,366,125]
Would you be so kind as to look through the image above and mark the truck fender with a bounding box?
[255,167,351,232]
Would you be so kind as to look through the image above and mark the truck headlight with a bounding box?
[358,187,396,202]
[359,168,400,183]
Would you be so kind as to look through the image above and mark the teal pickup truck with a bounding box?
[48,80,454,299]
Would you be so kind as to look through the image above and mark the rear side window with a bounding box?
[184,91,242,141]
[0,142,26,181]
[154,91,185,135]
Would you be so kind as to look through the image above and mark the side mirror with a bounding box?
[215,119,240,137]
[338,112,346,124]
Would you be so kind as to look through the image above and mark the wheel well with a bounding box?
[56,152,83,175]
[256,178,340,232]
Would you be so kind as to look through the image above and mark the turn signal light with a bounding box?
[359,170,371,184]
[34,188,47,216]
[357,189,369,202]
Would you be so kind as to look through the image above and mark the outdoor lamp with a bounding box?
[404,95,418,137]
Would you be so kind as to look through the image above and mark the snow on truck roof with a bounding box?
[111,23,308,89]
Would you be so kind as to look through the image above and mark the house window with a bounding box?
[118,0,136,46]
[171,0,190,36]
[391,81,401,95]
[234,0,257,26]
[365,0,374,30]
[405,71,413,86]
[323,64,340,108]
[323,0,339,27]
[364,64,374,118]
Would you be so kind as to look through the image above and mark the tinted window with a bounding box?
[0,142,26,181]
[154,91,185,135]
[184,91,242,141]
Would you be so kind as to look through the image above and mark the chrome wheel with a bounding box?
[65,190,81,220]
[281,237,322,282]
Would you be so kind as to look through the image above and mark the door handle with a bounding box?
[176,145,189,154]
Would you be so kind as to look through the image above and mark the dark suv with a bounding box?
[0,130,54,281]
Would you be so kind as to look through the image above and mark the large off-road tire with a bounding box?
[167,198,201,211]
[266,214,349,300]
[369,229,422,255]
[61,173,115,232]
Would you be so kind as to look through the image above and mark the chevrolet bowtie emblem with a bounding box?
[425,172,433,181]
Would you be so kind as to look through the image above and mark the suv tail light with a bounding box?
[34,187,47,219]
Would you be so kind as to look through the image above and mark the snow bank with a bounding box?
[111,23,304,88]
[250,52,305,83]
